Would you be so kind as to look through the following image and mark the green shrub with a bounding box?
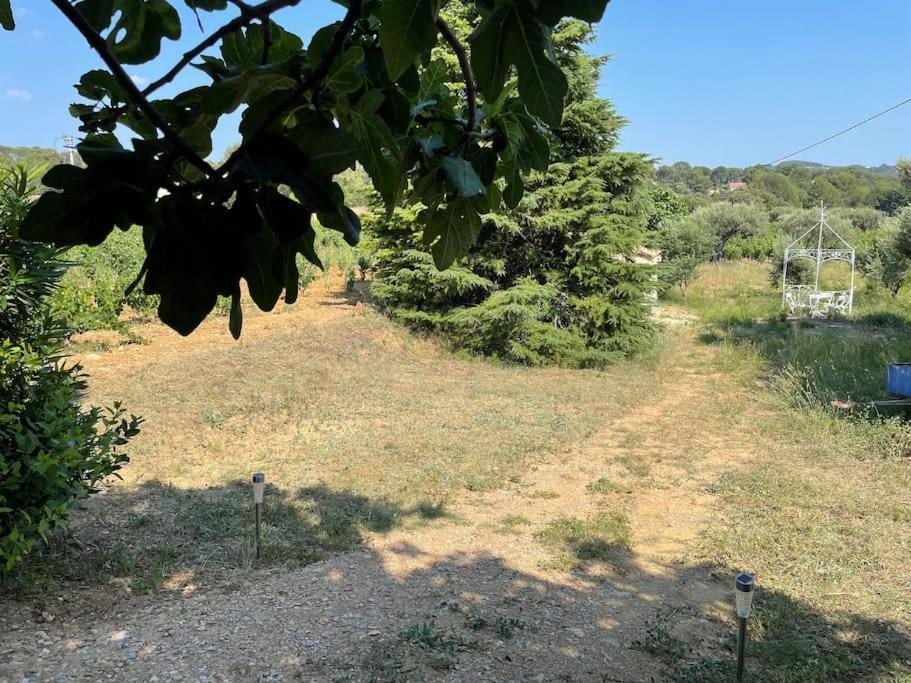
[0,165,140,571]
[51,228,158,331]
[724,222,781,261]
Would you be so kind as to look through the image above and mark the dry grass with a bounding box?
[10,282,663,591]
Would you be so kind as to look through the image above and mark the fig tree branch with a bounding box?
[435,17,477,153]
[143,0,302,98]
[219,0,363,175]
[49,0,218,179]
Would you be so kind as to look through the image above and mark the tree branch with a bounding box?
[435,17,477,154]
[225,0,256,15]
[142,0,302,98]
[49,0,217,179]
[219,0,362,175]
[260,17,272,65]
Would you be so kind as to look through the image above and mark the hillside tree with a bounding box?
[686,202,767,262]
[658,215,714,297]
[867,208,911,297]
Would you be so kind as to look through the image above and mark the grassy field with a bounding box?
[5,263,911,681]
[9,284,666,593]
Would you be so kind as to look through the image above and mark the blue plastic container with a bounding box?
[886,363,911,397]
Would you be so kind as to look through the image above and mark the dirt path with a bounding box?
[1,318,759,682]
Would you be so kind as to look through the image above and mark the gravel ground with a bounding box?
[1,543,727,682]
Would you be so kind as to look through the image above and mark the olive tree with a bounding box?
[692,202,767,262]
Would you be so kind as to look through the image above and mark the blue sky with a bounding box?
[1,0,908,167]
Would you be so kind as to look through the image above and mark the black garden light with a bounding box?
[252,472,265,560]
[735,572,755,681]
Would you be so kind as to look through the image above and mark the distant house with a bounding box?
[727,180,748,191]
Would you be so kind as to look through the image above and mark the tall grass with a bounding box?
[740,322,909,407]
[671,259,911,328]
[664,261,781,325]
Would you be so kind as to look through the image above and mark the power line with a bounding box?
[768,96,911,166]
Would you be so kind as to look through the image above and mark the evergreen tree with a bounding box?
[366,14,654,367]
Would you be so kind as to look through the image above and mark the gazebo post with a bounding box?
[782,250,789,307]
[849,252,856,313]
[813,205,825,294]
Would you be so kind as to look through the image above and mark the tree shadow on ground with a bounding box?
[317,280,372,308]
[1,480,447,595]
[1,483,909,682]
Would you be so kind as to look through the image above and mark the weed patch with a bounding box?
[586,477,625,494]
[536,512,631,570]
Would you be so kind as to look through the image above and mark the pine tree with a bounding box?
[366,13,654,367]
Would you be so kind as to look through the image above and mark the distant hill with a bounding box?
[655,159,907,212]
[782,160,897,175]
[0,144,66,169]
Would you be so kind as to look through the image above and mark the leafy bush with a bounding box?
[659,215,715,296]
[864,208,911,297]
[50,228,158,331]
[0,166,140,571]
[723,222,781,261]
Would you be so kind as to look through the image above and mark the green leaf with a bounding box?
[281,248,301,305]
[418,59,450,102]
[297,227,321,269]
[0,0,14,30]
[417,135,445,159]
[243,230,283,311]
[514,54,566,129]
[237,86,304,138]
[185,0,227,10]
[252,188,321,306]
[258,186,316,244]
[325,46,365,94]
[192,55,229,80]
[424,200,483,270]
[518,117,550,171]
[442,156,485,198]
[537,0,610,25]
[143,197,228,336]
[107,0,182,65]
[338,90,403,208]
[75,0,114,32]
[200,67,296,115]
[235,134,338,214]
[504,7,567,128]
[307,22,340,66]
[503,176,524,209]
[318,206,361,246]
[294,127,358,178]
[379,0,438,80]
[76,69,128,102]
[21,144,158,246]
[229,290,243,339]
[469,3,511,101]
[221,21,303,68]
[471,3,567,127]
[150,88,220,154]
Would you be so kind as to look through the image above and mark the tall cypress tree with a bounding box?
[366,13,654,367]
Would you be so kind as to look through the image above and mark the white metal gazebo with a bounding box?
[782,204,855,318]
